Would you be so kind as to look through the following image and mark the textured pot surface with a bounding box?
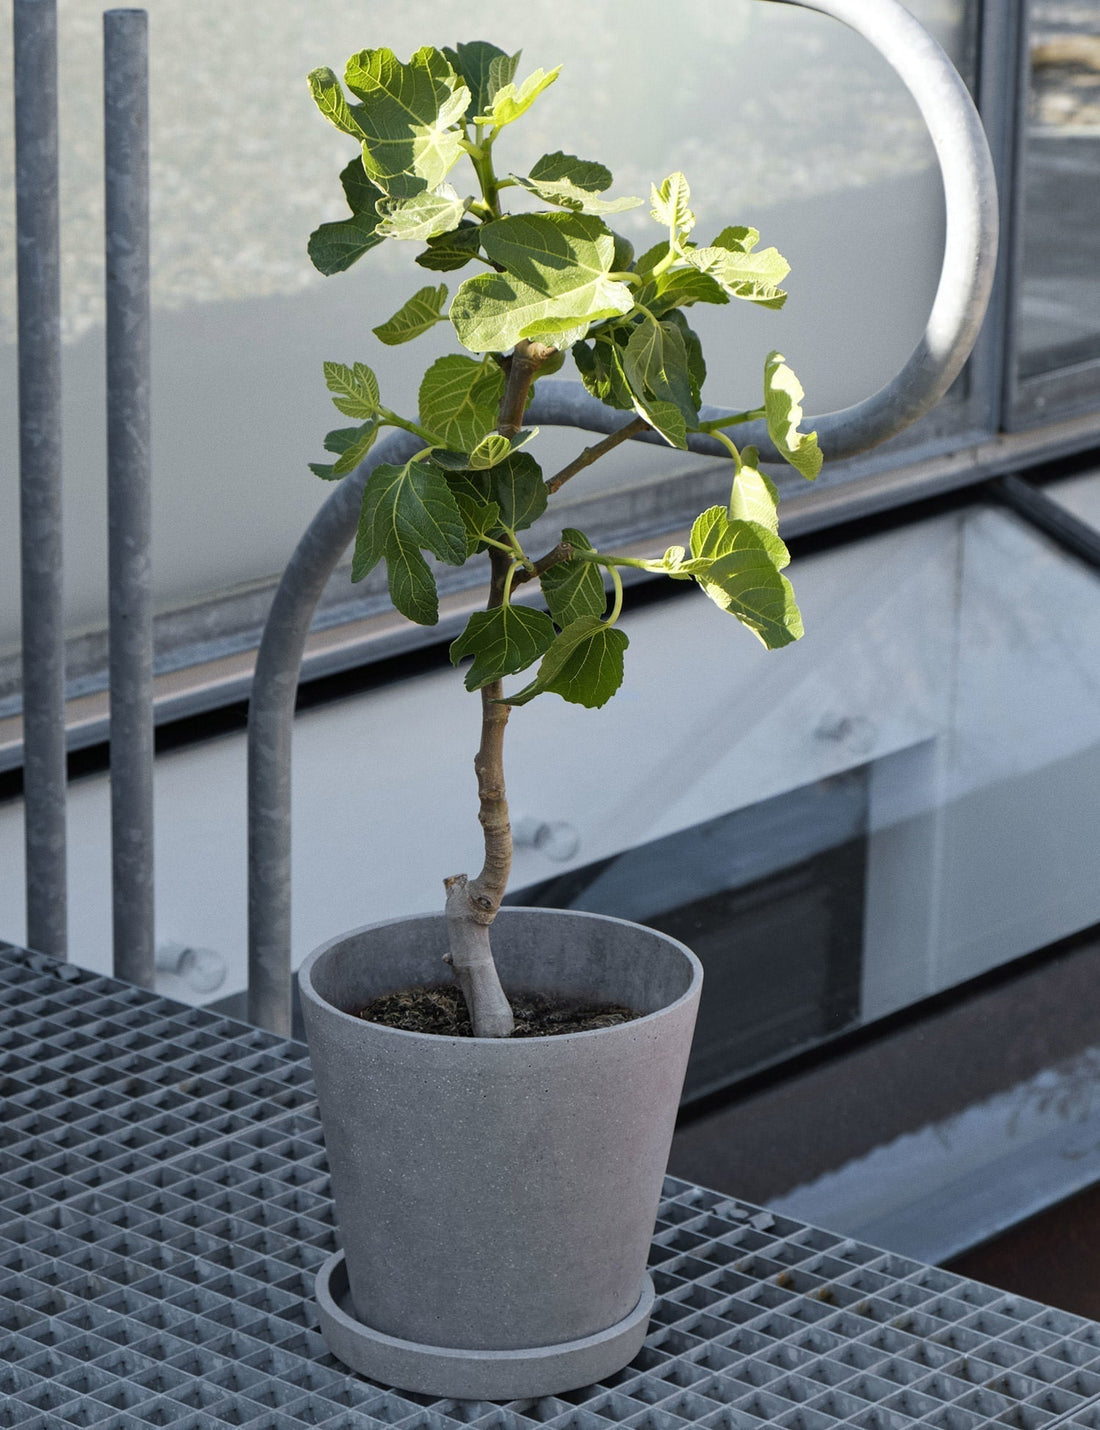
[298,908,701,1357]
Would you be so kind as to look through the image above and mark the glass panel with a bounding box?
[509,773,869,1101]
[0,0,977,667]
[1017,0,1100,380]
[1047,462,1100,526]
[2,495,1097,1101]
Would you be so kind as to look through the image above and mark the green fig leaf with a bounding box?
[450,212,632,353]
[352,458,467,624]
[505,615,628,708]
[442,41,520,121]
[514,151,642,215]
[764,351,823,479]
[415,221,483,271]
[539,529,607,624]
[728,447,780,533]
[376,189,468,243]
[307,67,365,139]
[343,46,470,199]
[450,604,557,690]
[487,452,547,531]
[418,354,504,450]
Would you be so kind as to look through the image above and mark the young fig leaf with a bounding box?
[686,238,790,309]
[650,172,694,240]
[442,41,520,120]
[323,361,380,418]
[764,351,823,479]
[473,65,560,128]
[376,190,468,243]
[514,152,642,215]
[373,285,449,345]
[466,428,538,471]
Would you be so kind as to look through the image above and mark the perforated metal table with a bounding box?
[2,942,1100,1430]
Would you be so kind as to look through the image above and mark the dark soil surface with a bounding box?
[357,984,640,1037]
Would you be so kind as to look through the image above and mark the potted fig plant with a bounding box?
[295,40,821,1401]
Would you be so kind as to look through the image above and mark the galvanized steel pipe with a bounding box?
[104,9,155,988]
[246,0,998,1030]
[247,431,421,1032]
[14,0,67,957]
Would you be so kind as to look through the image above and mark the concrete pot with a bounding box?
[298,906,702,1399]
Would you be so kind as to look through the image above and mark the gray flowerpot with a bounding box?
[298,906,702,1400]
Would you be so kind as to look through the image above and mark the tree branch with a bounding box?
[511,540,573,589]
[497,339,555,437]
[545,416,648,495]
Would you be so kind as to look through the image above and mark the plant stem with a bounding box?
[511,540,573,588]
[696,407,766,432]
[499,339,554,437]
[711,429,742,466]
[545,416,648,495]
[606,564,624,624]
[378,409,438,444]
[468,134,502,219]
[442,345,557,1037]
[443,544,516,1038]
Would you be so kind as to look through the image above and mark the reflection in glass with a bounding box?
[510,774,867,1101]
[1018,0,1100,379]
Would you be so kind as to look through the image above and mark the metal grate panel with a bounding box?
[2,941,1100,1429]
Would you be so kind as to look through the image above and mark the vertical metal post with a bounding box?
[14,0,67,958]
[105,8,155,988]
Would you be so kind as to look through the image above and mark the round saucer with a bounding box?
[314,1249,655,1400]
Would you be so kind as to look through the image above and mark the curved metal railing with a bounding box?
[247,0,999,1032]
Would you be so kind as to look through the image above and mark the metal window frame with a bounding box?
[1002,0,1100,430]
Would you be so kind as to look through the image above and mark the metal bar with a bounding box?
[104,9,154,988]
[968,0,1026,435]
[993,473,1100,573]
[998,0,1035,429]
[247,430,421,1033]
[14,0,66,957]
[246,0,1001,1029]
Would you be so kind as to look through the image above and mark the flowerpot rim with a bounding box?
[297,904,703,1047]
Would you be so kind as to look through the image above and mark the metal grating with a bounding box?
[2,942,1100,1430]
